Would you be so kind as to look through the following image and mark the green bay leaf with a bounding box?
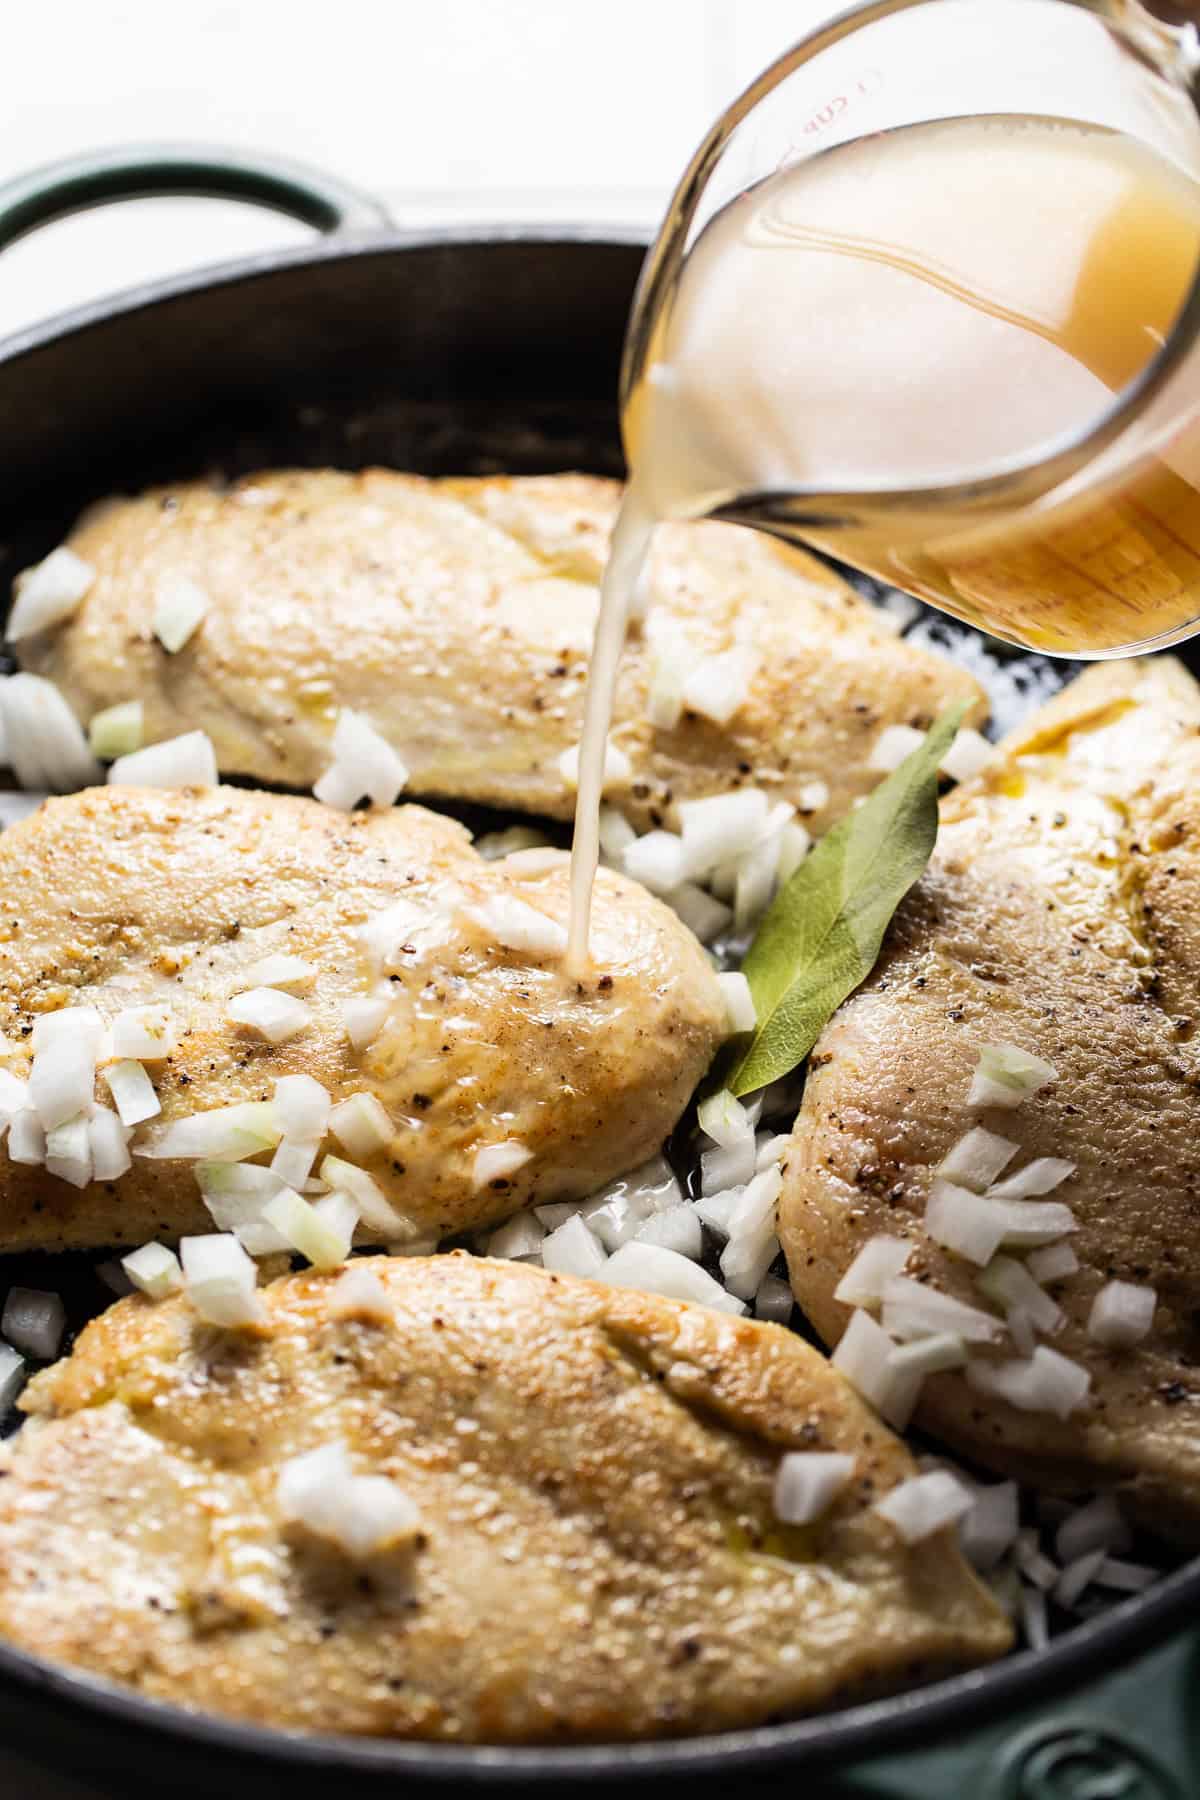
[728,701,969,1097]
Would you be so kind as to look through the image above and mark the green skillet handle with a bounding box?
[0,142,390,253]
[837,1623,1200,1799]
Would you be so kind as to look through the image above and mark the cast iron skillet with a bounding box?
[0,145,1197,1800]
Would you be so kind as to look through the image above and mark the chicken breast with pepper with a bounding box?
[0,1253,1010,1740]
[0,784,724,1252]
[778,657,1200,1541]
[15,470,985,833]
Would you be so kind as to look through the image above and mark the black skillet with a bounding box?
[0,144,1197,1800]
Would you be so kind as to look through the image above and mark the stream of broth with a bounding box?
[567,113,1200,960]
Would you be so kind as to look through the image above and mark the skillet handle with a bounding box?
[836,1621,1199,1799]
[0,142,390,252]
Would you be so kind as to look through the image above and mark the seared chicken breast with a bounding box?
[778,658,1200,1540]
[18,470,985,833]
[0,785,723,1252]
[0,1254,1010,1740]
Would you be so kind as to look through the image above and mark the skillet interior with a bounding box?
[1,229,1199,1796]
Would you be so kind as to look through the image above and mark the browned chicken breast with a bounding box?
[17,470,985,833]
[778,658,1200,1540]
[0,785,723,1252]
[0,1253,1010,1740]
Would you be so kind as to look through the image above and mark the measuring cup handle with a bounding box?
[0,142,390,253]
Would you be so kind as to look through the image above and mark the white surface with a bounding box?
[0,0,813,338]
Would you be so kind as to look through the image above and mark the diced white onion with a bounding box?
[1095,1556,1158,1593]
[925,1180,1011,1266]
[328,1092,393,1160]
[940,727,992,783]
[1014,1528,1059,1590]
[277,1441,421,1558]
[622,829,687,895]
[694,1187,741,1237]
[1008,1305,1036,1357]
[796,779,830,813]
[1020,1582,1050,1651]
[754,1273,794,1323]
[138,1099,281,1162]
[196,1160,289,1254]
[697,1087,753,1150]
[541,1212,607,1278]
[1055,1548,1107,1609]
[270,1136,321,1190]
[681,647,757,726]
[601,1240,746,1314]
[102,1058,161,1127]
[875,1470,973,1542]
[773,1451,856,1524]
[342,993,390,1051]
[121,1241,183,1300]
[701,1138,756,1196]
[485,1211,546,1261]
[472,1139,533,1190]
[180,1232,264,1327]
[478,827,554,865]
[1055,1494,1130,1564]
[633,1202,703,1260]
[976,1255,1063,1334]
[263,1186,356,1270]
[832,1308,922,1429]
[357,896,443,969]
[29,1007,102,1130]
[734,832,781,933]
[8,546,95,639]
[239,953,316,992]
[271,1072,331,1141]
[153,574,209,652]
[959,1481,1020,1572]
[869,723,925,773]
[968,1042,1057,1108]
[227,987,312,1044]
[966,1345,1091,1418]
[318,1155,418,1240]
[881,1274,1005,1344]
[329,1264,394,1320]
[557,736,631,792]
[677,789,769,880]
[313,708,409,810]
[776,819,812,885]
[6,1111,46,1164]
[719,1165,783,1300]
[989,1198,1077,1250]
[88,1106,132,1181]
[111,1005,177,1061]
[0,1068,29,1123]
[0,673,101,792]
[665,882,733,943]
[577,1155,683,1249]
[88,700,144,759]
[466,893,567,959]
[754,1132,789,1173]
[937,1127,1018,1192]
[0,1343,25,1410]
[1027,1242,1079,1284]
[987,1157,1075,1201]
[109,729,217,789]
[1087,1279,1157,1349]
[1,1287,66,1360]
[598,807,637,860]
[886,1331,967,1377]
[45,1113,92,1188]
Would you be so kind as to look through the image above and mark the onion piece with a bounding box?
[196,1160,289,1254]
[1,1286,66,1360]
[272,1073,332,1141]
[466,893,567,959]
[485,1212,546,1261]
[328,1092,393,1160]
[472,1139,533,1190]
[622,829,687,895]
[886,1331,967,1377]
[153,575,209,652]
[557,737,631,793]
[342,993,390,1051]
[1026,1242,1079,1284]
[103,1058,161,1127]
[665,882,733,943]
[121,1241,183,1300]
[6,1111,46,1165]
[601,1240,746,1314]
[1055,1495,1130,1564]
[925,1181,1010,1266]
[936,1127,1018,1192]
[30,1007,102,1130]
[541,1212,607,1279]
[754,1273,794,1323]
[263,1186,356,1270]
[875,1470,973,1542]
[966,1345,1091,1418]
[1020,1582,1050,1651]
[598,807,637,860]
[693,1188,741,1238]
[276,1442,421,1558]
[697,1087,752,1150]
[773,1451,856,1525]
[0,673,101,792]
[329,1264,394,1321]
[990,1198,1077,1250]
[700,1137,756,1196]
[227,987,312,1045]
[776,819,812,884]
[869,723,925,773]
[475,825,551,862]
[45,1113,93,1188]
[1087,1279,1156,1348]
[677,790,769,881]
[968,1042,1057,1108]
[138,1099,281,1162]
[976,1255,1063,1334]
[8,546,95,639]
[317,1155,418,1240]
[108,730,217,789]
[88,700,144,759]
[270,1136,321,1190]
[940,727,992,783]
[358,896,444,968]
[681,647,757,726]
[959,1480,1020,1572]
[0,1343,25,1411]
[88,1106,132,1181]
[1054,1547,1107,1609]
[1095,1556,1158,1593]
[180,1233,264,1327]
[111,1005,177,1061]
[754,1132,789,1172]
[987,1158,1075,1201]
[633,1202,703,1260]
[313,708,409,810]
[834,1236,912,1308]
[0,1068,29,1123]
[239,953,317,992]
[832,1308,922,1429]
[734,832,780,932]
[1014,1529,1059,1590]
[881,1275,1005,1344]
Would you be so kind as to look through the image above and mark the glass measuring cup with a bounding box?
[622,0,1200,657]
